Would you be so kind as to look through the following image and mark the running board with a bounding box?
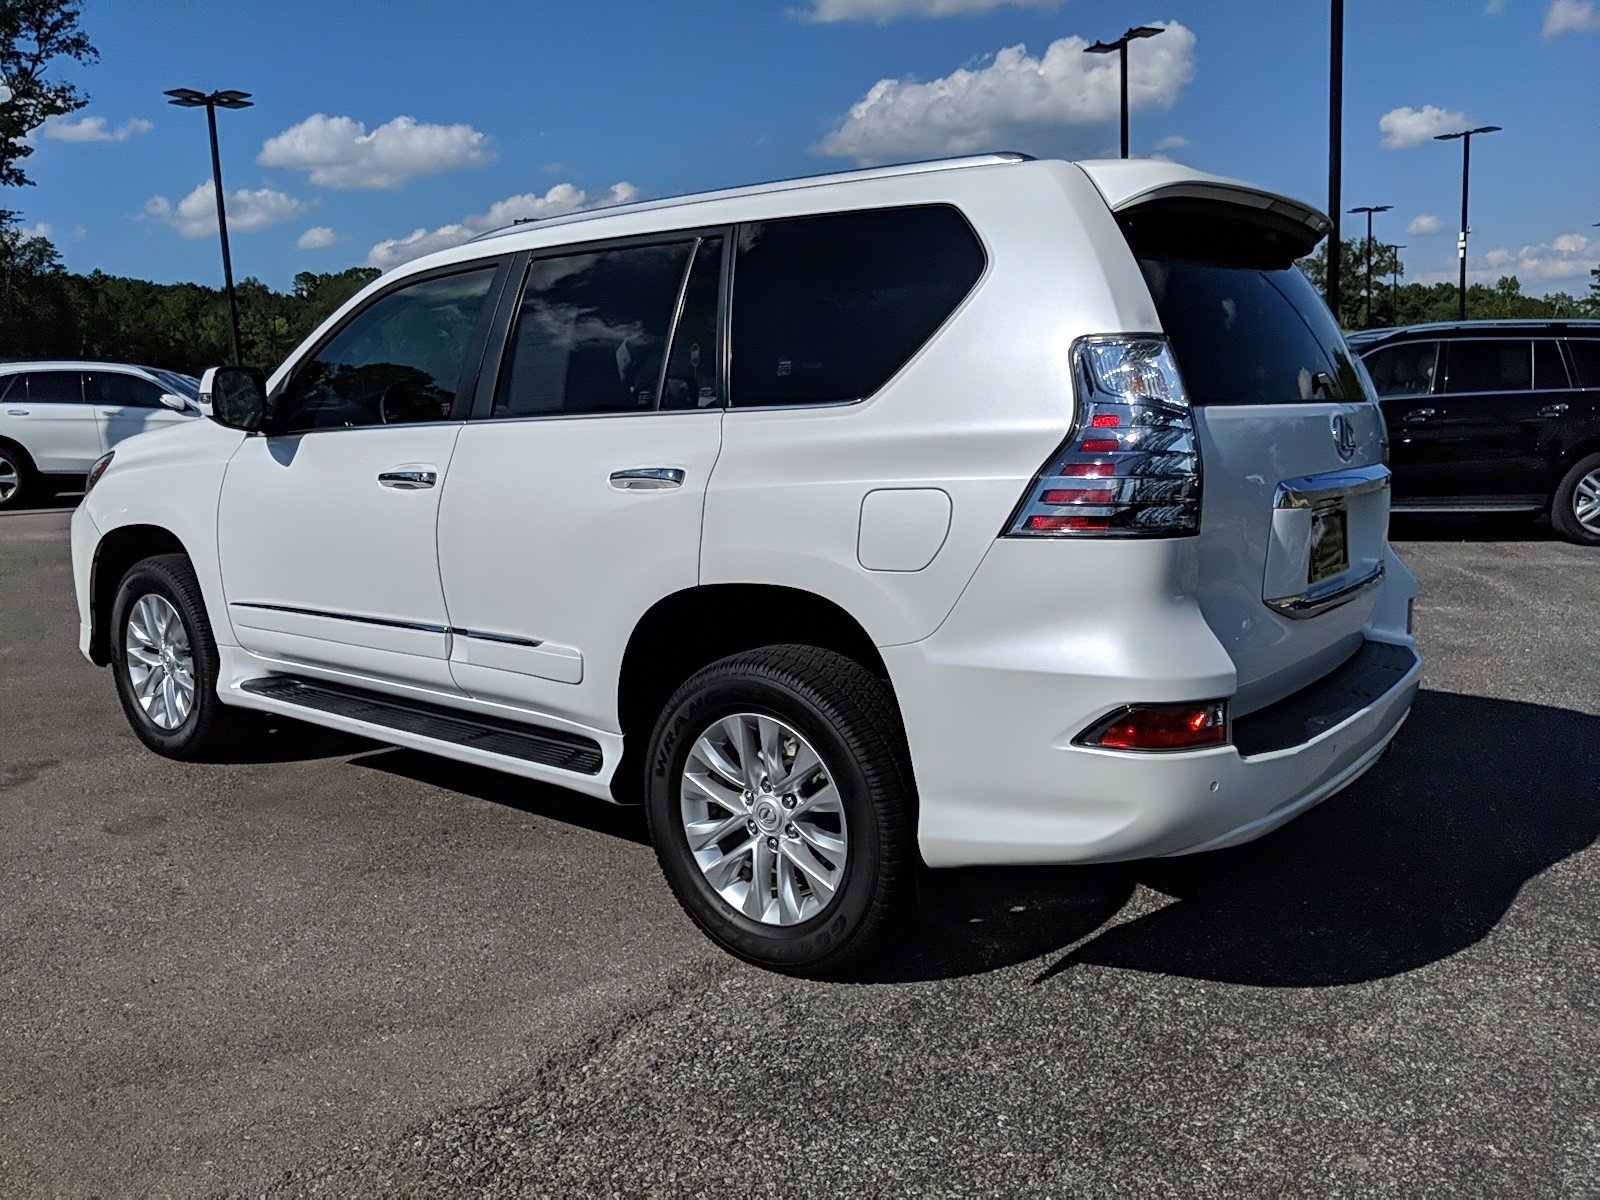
[239,675,604,775]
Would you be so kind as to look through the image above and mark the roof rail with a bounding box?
[468,152,1034,244]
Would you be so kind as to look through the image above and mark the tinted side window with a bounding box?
[730,205,985,408]
[89,373,167,407]
[1443,339,1532,394]
[494,242,695,418]
[1361,342,1439,397]
[1533,340,1570,391]
[1141,261,1364,404]
[1568,340,1600,389]
[22,372,86,403]
[276,267,496,434]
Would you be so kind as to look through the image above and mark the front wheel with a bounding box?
[644,645,916,977]
[1551,452,1600,546]
[0,444,35,509]
[110,553,251,759]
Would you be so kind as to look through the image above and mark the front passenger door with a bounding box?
[218,263,506,692]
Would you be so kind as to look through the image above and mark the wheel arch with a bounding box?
[612,583,898,802]
[88,524,192,665]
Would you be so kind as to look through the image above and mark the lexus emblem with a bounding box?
[1331,413,1357,460]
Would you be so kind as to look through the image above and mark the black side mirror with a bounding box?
[201,365,268,433]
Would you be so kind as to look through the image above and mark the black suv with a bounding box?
[1348,320,1600,544]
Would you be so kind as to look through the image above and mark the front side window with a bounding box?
[1567,339,1600,389]
[1442,339,1533,394]
[1533,340,1570,391]
[493,241,697,418]
[88,373,167,408]
[18,371,86,404]
[275,267,497,434]
[730,205,986,408]
[1361,341,1440,397]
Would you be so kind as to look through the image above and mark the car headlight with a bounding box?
[85,451,114,493]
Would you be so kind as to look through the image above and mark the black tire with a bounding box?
[1550,452,1600,546]
[643,645,916,977]
[0,443,36,509]
[109,552,250,759]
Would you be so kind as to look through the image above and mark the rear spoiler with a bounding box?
[1076,160,1332,269]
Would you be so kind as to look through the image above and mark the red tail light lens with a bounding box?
[1081,701,1228,751]
[1004,336,1201,538]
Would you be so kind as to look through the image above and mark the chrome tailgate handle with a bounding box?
[610,467,685,491]
[378,468,437,489]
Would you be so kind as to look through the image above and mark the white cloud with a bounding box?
[42,114,152,143]
[1378,105,1469,149]
[366,182,642,270]
[297,225,338,250]
[1414,232,1596,286]
[144,181,306,239]
[813,22,1198,166]
[1153,134,1190,152]
[1486,0,1506,12]
[1543,0,1600,34]
[258,114,494,189]
[796,0,1060,21]
[1407,213,1444,236]
[19,221,51,239]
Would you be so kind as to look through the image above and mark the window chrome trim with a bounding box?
[1274,463,1391,510]
[1264,561,1386,619]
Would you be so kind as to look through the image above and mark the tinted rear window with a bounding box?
[1140,259,1366,405]
[1566,339,1600,388]
[1442,339,1532,394]
[730,205,985,407]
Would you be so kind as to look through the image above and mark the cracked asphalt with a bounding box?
[1,501,1595,1194]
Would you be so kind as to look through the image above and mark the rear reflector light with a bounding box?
[1004,336,1201,538]
[1081,701,1229,751]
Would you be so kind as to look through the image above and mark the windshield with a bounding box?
[1140,259,1368,405]
[149,368,201,400]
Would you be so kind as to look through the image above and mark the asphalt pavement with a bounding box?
[1,500,1595,1194]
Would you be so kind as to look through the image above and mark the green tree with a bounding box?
[0,1,96,190]
[1298,237,1404,330]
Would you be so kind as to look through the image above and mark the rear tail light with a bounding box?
[1005,336,1201,537]
[1079,701,1229,751]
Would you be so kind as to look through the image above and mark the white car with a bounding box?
[0,360,200,507]
[71,154,1420,974]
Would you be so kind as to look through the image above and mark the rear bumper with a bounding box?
[884,540,1420,868]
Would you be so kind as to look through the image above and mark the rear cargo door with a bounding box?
[1098,175,1391,714]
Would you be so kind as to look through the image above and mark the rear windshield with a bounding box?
[1140,258,1368,405]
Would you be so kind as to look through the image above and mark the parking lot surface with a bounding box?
[1,502,1595,1194]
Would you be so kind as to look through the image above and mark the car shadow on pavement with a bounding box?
[875,688,1599,986]
[1389,512,1556,542]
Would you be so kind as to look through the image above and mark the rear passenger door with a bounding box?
[1431,338,1556,501]
[4,370,103,473]
[86,371,189,450]
[435,233,726,728]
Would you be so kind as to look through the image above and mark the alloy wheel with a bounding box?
[0,454,18,504]
[1573,468,1600,536]
[680,712,849,927]
[124,593,196,730]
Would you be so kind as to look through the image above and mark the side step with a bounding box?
[239,675,604,775]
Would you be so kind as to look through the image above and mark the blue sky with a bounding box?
[15,0,1600,294]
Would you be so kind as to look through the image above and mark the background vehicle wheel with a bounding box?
[1550,452,1600,546]
[110,552,250,759]
[644,645,916,977]
[0,444,36,509]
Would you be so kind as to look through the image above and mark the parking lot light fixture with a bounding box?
[1433,124,1501,321]
[1084,25,1164,159]
[165,87,255,364]
[1348,204,1392,329]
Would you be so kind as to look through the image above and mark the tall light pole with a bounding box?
[1327,0,1344,322]
[1388,244,1405,326]
[1348,204,1391,328]
[165,87,253,364]
[1433,124,1500,322]
[1084,25,1164,159]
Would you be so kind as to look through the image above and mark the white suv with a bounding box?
[0,361,200,507]
[70,155,1420,974]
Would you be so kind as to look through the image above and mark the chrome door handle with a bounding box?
[609,467,685,491]
[1403,408,1438,422]
[1538,403,1569,417]
[377,469,437,489]
[6,409,27,416]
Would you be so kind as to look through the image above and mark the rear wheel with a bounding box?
[644,645,915,977]
[1551,452,1600,546]
[0,444,35,509]
[110,553,251,759]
